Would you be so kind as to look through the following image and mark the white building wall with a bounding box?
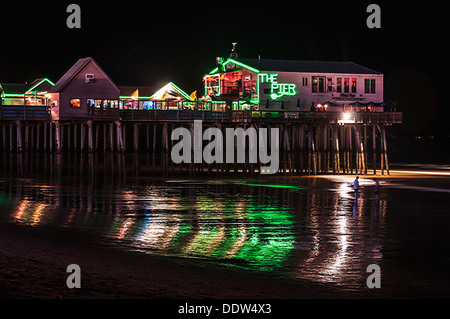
[258,71,384,112]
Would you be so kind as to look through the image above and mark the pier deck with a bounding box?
[0,104,402,125]
[0,105,402,176]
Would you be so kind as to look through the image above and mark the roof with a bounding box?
[0,83,29,95]
[231,58,382,75]
[150,82,192,101]
[0,78,55,95]
[49,57,119,93]
[119,86,155,98]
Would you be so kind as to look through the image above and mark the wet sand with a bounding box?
[1,169,448,300]
[0,223,363,299]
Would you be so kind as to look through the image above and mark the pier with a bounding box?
[0,53,403,176]
[0,103,402,176]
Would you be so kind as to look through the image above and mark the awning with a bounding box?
[323,101,338,107]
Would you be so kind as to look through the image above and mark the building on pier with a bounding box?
[204,56,384,113]
[0,78,55,106]
[45,57,194,120]
[48,57,121,121]
[0,52,403,176]
[119,82,193,111]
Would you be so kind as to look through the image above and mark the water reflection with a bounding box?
[0,159,389,291]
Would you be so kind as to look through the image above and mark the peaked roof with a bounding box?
[49,57,119,93]
[150,82,192,101]
[119,86,155,98]
[0,78,55,95]
[222,58,382,75]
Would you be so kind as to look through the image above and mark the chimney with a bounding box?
[230,43,238,58]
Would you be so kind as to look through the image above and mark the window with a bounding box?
[327,78,333,92]
[142,101,155,110]
[312,76,326,93]
[87,99,102,108]
[302,77,308,87]
[70,99,81,108]
[85,74,95,83]
[365,79,376,94]
[344,78,350,93]
[88,99,119,109]
[351,78,357,93]
[244,81,256,96]
[336,78,342,93]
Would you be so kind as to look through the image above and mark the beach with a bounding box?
[0,222,359,299]
[1,164,450,300]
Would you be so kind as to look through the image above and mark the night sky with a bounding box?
[1,1,446,139]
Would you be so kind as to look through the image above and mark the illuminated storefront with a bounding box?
[119,82,193,111]
[0,78,54,106]
[204,56,384,112]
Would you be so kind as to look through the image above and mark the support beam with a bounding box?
[16,121,22,152]
[133,123,139,152]
[116,121,124,153]
[55,121,61,153]
[372,125,377,175]
[87,120,93,153]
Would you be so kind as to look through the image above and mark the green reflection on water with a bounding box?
[2,180,297,272]
[158,200,296,271]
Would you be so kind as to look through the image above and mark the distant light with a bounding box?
[342,111,351,121]
[338,111,356,124]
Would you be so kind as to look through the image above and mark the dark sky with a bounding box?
[1,1,445,136]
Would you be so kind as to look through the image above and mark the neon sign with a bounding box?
[259,73,297,100]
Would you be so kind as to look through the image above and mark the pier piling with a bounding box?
[0,111,397,176]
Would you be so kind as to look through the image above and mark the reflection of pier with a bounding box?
[0,175,387,283]
[1,177,299,271]
[0,110,402,176]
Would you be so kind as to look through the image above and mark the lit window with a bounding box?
[312,76,326,93]
[351,78,357,93]
[70,99,81,108]
[365,79,376,94]
[327,78,333,92]
[344,78,350,93]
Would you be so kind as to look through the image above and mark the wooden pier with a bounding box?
[0,104,402,176]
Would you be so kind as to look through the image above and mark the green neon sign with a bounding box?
[259,73,297,100]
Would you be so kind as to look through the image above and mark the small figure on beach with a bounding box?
[354,176,360,193]
[374,179,379,194]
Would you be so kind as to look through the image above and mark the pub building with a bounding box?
[2,54,386,120]
[204,50,384,113]
[0,78,55,106]
[47,57,193,121]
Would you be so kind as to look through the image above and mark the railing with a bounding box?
[87,107,120,118]
[120,110,403,124]
[0,105,402,125]
[0,105,49,121]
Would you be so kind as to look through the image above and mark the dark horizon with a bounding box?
[1,2,446,137]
